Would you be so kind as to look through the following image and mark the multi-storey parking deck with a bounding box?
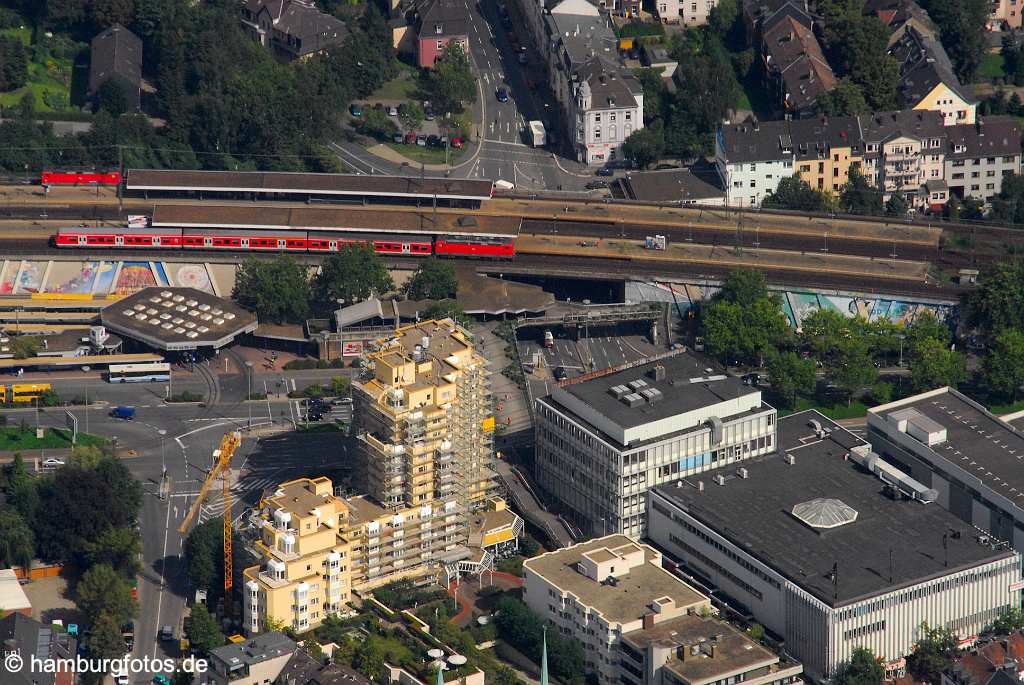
[124,169,494,207]
[149,204,521,238]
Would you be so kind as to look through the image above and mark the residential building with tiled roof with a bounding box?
[88,24,142,111]
[889,25,977,126]
[240,0,348,61]
[943,635,1024,685]
[944,117,1022,204]
[760,14,836,115]
[415,0,471,67]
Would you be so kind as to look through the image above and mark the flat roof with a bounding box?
[269,480,335,519]
[100,287,257,351]
[126,169,494,200]
[524,535,707,624]
[622,614,781,684]
[209,631,295,668]
[0,569,30,612]
[149,204,520,238]
[618,168,724,203]
[651,411,1017,606]
[0,352,162,369]
[540,352,758,438]
[870,389,1024,506]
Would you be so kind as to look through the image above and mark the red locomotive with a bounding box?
[41,170,122,186]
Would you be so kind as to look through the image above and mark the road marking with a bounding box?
[482,138,528,147]
[152,499,171,659]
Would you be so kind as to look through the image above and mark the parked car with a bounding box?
[42,458,65,468]
[451,136,464,148]
[393,133,405,143]
[585,180,608,190]
[496,87,510,102]
[387,105,399,116]
[427,134,441,147]
[349,103,363,117]
[416,135,427,146]
[405,132,417,144]
[553,367,568,380]
[158,626,174,642]
[373,102,385,112]
[518,53,528,64]
[425,108,435,121]
[595,167,614,176]
[331,397,353,407]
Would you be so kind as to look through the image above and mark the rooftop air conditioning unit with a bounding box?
[784,453,796,465]
[713,474,726,486]
[737,468,749,479]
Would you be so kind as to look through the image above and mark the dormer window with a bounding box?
[435,23,442,34]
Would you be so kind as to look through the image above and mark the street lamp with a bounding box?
[336,298,346,363]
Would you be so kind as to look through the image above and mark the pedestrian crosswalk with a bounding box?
[192,473,282,525]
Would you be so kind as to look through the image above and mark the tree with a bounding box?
[989,173,1024,225]
[817,78,869,116]
[817,0,899,110]
[621,121,666,169]
[840,170,883,215]
[762,175,832,212]
[184,518,222,598]
[5,453,39,522]
[356,108,399,140]
[399,101,425,132]
[492,666,521,685]
[701,271,788,367]
[833,647,884,685]
[0,508,34,571]
[991,607,1024,635]
[403,258,458,300]
[312,245,394,314]
[910,337,967,391]
[766,351,816,408]
[885,192,909,217]
[0,37,28,92]
[966,258,1024,338]
[91,0,136,30]
[827,335,877,405]
[918,0,988,82]
[430,42,476,113]
[984,329,1024,401]
[76,563,137,624]
[633,68,667,123]
[233,256,311,324]
[907,623,959,684]
[330,376,350,396]
[88,611,130,661]
[718,268,769,306]
[907,309,951,350]
[84,527,142,579]
[303,636,325,662]
[423,299,472,328]
[185,603,225,656]
[353,640,385,681]
[97,79,133,116]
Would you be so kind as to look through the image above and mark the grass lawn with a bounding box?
[385,142,465,165]
[0,426,106,451]
[778,397,870,421]
[0,28,76,112]
[369,72,422,103]
[987,398,1024,416]
[737,73,775,119]
[365,634,415,666]
[978,53,1006,82]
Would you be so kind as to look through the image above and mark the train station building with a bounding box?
[100,287,257,352]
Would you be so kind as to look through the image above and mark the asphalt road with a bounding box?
[4,363,354,683]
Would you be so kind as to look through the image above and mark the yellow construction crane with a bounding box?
[177,431,242,598]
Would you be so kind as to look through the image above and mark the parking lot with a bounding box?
[516,324,664,399]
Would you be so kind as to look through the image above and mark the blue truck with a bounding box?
[109,406,135,420]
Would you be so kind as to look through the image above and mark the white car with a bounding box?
[42,458,65,468]
[112,673,130,685]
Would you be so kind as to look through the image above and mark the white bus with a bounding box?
[107,362,171,383]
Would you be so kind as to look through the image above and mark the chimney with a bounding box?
[679,644,690,662]
[708,640,717,658]
[643,613,655,630]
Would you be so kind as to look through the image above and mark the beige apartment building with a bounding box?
[355,318,497,528]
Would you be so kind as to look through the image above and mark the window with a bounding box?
[436,40,444,49]
[987,183,995,190]
[610,113,616,122]
[987,170,996,177]
[749,164,756,172]
[625,112,632,121]
[595,113,602,123]
[749,179,756,187]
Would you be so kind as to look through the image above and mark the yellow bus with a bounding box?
[0,385,5,404]
[11,383,52,403]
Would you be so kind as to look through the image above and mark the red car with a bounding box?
[405,132,417,144]
[451,137,464,149]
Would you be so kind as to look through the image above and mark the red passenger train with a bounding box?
[41,170,122,186]
[53,226,515,259]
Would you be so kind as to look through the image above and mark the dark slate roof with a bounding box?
[718,119,795,163]
[857,109,945,148]
[945,117,1022,160]
[577,57,641,109]
[651,411,1019,607]
[88,23,142,95]
[247,0,347,53]
[889,25,975,108]
[278,649,375,685]
[786,115,863,160]
[0,613,77,685]
[546,11,617,69]
[618,168,724,203]
[762,15,836,111]
[209,631,296,669]
[418,0,470,38]
[744,0,810,36]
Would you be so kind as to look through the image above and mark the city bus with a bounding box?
[107,362,171,383]
[11,383,52,403]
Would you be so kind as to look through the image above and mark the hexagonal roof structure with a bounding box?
[791,498,858,530]
[101,287,257,351]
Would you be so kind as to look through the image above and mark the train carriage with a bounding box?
[41,170,122,186]
[55,226,184,248]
